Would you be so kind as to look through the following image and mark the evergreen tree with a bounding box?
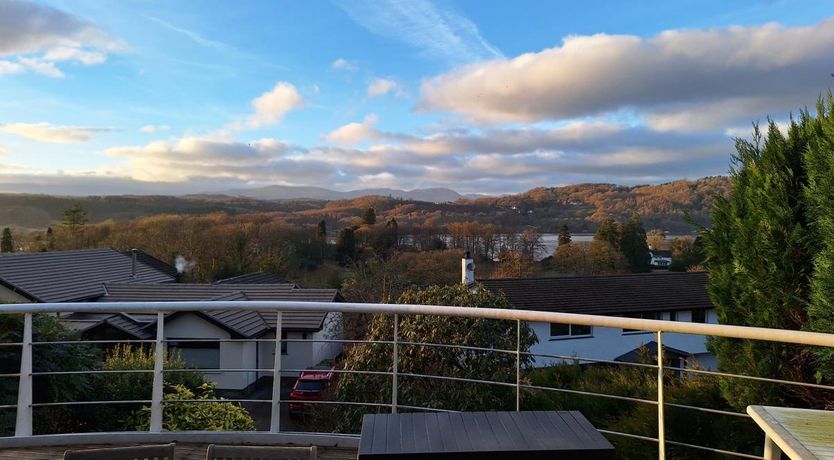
[557,224,572,246]
[335,228,357,263]
[61,203,88,247]
[45,226,54,251]
[385,217,399,249]
[594,217,620,249]
[361,208,376,225]
[805,95,834,381]
[701,118,817,410]
[620,213,651,273]
[316,220,328,261]
[0,227,12,253]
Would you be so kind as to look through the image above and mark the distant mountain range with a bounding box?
[222,185,471,202]
[0,177,730,232]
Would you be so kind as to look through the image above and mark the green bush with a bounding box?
[320,284,537,433]
[523,360,762,459]
[0,313,100,435]
[129,383,255,431]
[88,344,204,431]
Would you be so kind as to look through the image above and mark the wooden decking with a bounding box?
[0,443,357,460]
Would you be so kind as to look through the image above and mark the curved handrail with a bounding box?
[2,300,833,347]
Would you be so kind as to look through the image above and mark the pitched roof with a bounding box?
[0,248,176,303]
[479,272,711,315]
[122,250,178,278]
[614,341,691,363]
[98,282,342,332]
[213,272,290,285]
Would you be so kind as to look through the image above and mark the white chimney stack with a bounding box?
[461,251,475,286]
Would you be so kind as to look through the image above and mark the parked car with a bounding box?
[288,369,333,416]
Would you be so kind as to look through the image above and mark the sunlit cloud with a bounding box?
[331,58,358,71]
[139,124,171,134]
[421,18,834,128]
[367,78,401,97]
[0,0,125,77]
[325,114,380,145]
[0,122,115,143]
[337,0,503,63]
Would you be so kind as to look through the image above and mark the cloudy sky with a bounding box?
[1,0,832,195]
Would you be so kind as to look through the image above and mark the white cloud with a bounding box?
[421,18,834,127]
[245,82,303,129]
[326,114,380,145]
[0,122,114,143]
[139,124,171,134]
[331,58,358,71]
[0,0,125,77]
[367,78,400,96]
[0,145,6,155]
[337,0,502,63]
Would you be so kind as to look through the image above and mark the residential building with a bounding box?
[480,272,717,369]
[63,282,343,392]
[0,248,175,303]
[649,249,674,269]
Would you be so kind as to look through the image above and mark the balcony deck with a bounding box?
[0,443,358,460]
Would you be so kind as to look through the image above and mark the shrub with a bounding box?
[89,344,204,431]
[129,383,255,431]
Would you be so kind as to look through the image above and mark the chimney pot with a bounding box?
[462,252,475,286]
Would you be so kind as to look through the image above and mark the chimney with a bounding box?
[130,248,138,279]
[461,251,475,286]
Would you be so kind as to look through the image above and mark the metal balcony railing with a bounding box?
[2,300,834,459]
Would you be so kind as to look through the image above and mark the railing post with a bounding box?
[657,330,665,460]
[15,313,32,437]
[149,312,165,432]
[392,314,399,414]
[516,319,521,412]
[270,312,283,433]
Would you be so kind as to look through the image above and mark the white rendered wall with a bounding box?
[164,314,255,391]
[527,309,718,369]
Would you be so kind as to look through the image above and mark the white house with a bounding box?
[65,283,344,393]
[649,249,674,269]
[480,272,717,369]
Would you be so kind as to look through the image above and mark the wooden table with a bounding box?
[357,411,614,459]
[747,405,834,459]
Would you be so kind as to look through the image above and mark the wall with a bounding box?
[0,285,32,303]
[527,309,718,369]
[164,313,256,391]
[312,312,343,367]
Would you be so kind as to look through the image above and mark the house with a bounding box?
[0,248,176,303]
[649,249,673,269]
[0,248,344,393]
[479,272,717,369]
[62,282,344,392]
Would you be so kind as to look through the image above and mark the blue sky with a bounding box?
[0,0,833,195]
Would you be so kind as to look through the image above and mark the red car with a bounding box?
[288,369,333,416]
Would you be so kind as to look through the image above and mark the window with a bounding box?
[168,340,220,369]
[668,311,677,321]
[692,309,707,323]
[550,323,592,339]
[622,312,660,334]
[281,331,288,355]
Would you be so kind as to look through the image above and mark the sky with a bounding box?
[0,0,833,196]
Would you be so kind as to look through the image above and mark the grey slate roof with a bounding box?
[0,248,176,303]
[614,341,690,363]
[122,250,178,278]
[213,272,290,285]
[479,272,711,316]
[94,282,342,334]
